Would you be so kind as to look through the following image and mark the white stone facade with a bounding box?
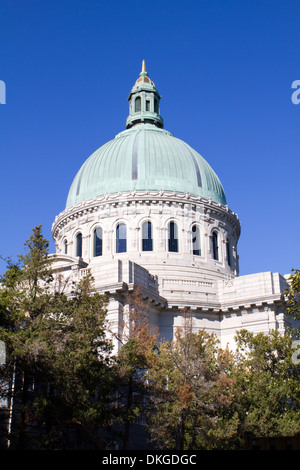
[51,189,287,351]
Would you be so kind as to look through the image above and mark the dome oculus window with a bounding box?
[93,227,103,257]
[116,223,127,253]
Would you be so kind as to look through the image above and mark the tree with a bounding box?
[113,286,159,450]
[0,226,55,448]
[146,313,236,450]
[0,226,115,449]
[29,273,115,449]
[285,269,300,339]
[231,328,300,443]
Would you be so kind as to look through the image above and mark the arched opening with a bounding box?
[76,233,82,258]
[212,231,219,261]
[226,240,231,267]
[142,221,153,251]
[93,227,103,257]
[168,221,178,253]
[64,239,68,255]
[116,223,127,253]
[135,96,141,112]
[192,224,201,256]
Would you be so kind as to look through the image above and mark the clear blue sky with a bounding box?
[0,0,299,277]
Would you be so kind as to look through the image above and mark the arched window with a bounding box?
[192,224,201,256]
[142,221,153,251]
[168,221,178,253]
[135,96,141,112]
[76,233,82,258]
[146,100,150,111]
[93,227,103,257]
[64,239,68,255]
[212,231,219,261]
[116,223,127,253]
[226,240,231,267]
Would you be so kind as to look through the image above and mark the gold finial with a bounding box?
[136,59,154,86]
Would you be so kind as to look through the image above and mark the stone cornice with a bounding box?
[52,190,241,238]
[165,294,285,312]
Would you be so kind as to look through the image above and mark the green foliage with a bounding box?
[146,314,236,450]
[231,329,300,440]
[1,232,300,450]
[0,259,23,328]
[146,313,300,450]
[0,226,115,449]
[113,288,159,450]
[285,269,300,338]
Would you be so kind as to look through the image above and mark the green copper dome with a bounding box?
[66,62,227,209]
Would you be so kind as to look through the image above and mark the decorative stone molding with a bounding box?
[52,190,240,238]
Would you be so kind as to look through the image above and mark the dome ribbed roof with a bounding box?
[66,123,226,208]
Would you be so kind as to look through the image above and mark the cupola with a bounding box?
[126,60,164,129]
[65,61,228,208]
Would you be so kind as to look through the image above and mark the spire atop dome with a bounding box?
[141,59,146,74]
[139,60,150,80]
[126,61,163,129]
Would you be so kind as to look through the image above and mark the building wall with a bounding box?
[52,191,286,351]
